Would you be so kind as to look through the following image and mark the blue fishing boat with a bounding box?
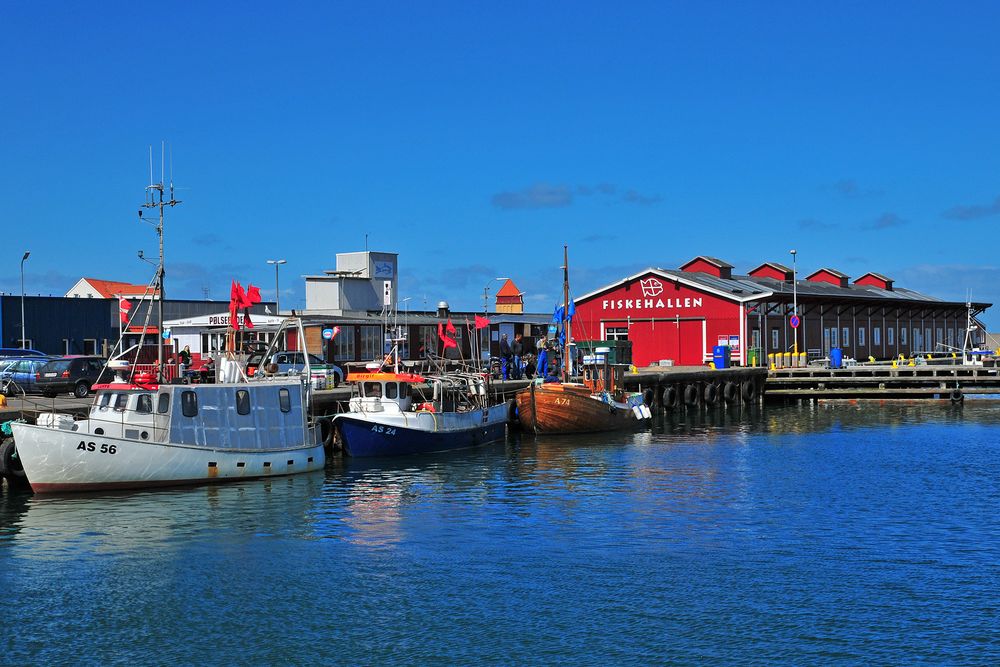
[333,370,508,458]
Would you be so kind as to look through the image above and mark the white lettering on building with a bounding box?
[601,296,703,311]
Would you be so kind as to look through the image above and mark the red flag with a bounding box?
[474,315,490,329]
[229,280,242,327]
[119,296,132,324]
[446,319,456,334]
[120,310,129,324]
[438,322,457,349]
[245,284,262,306]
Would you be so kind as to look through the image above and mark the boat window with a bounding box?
[279,388,291,413]
[136,394,153,414]
[157,393,170,414]
[114,393,128,411]
[385,382,398,399]
[181,390,198,417]
[363,382,382,398]
[98,393,112,408]
[399,382,410,399]
[236,389,251,415]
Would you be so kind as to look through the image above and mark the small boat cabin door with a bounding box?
[581,347,621,394]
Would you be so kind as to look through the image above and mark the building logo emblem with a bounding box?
[640,278,663,297]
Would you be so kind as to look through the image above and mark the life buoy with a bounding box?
[683,384,699,407]
[419,402,436,412]
[723,382,739,403]
[703,383,719,405]
[663,386,678,409]
[950,388,963,403]
[741,380,757,403]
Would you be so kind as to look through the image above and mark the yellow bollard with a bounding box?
[891,360,898,368]
[799,352,806,367]
[0,394,6,408]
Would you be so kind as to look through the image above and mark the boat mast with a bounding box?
[562,245,571,382]
[141,142,181,381]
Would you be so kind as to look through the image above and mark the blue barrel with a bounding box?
[712,345,730,369]
[830,347,843,369]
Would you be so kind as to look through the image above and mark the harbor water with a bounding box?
[2,401,999,664]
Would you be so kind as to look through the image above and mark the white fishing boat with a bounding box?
[10,371,324,493]
[3,160,325,493]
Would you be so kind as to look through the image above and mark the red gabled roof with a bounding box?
[85,278,159,298]
[496,279,521,298]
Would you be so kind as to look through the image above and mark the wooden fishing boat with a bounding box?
[515,246,650,435]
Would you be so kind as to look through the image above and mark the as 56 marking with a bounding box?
[370,425,396,436]
[77,441,117,455]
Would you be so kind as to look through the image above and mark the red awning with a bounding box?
[126,326,160,334]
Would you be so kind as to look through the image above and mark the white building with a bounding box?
[304,251,398,314]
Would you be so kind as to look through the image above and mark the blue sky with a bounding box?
[3,2,1000,323]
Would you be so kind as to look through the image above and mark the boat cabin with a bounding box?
[76,380,308,449]
[581,347,624,395]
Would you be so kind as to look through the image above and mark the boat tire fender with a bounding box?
[741,380,757,403]
[683,384,699,407]
[723,382,739,403]
[950,388,963,403]
[663,386,678,409]
[317,417,334,452]
[0,438,26,480]
[506,399,519,426]
[643,388,654,407]
[703,383,719,405]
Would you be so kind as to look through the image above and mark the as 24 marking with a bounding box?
[77,441,117,455]
[370,425,397,436]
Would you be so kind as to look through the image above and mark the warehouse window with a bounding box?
[873,327,881,346]
[948,329,955,348]
[936,328,943,350]
[888,327,894,346]
[605,327,629,341]
[842,327,850,348]
[900,327,907,345]
[771,328,779,350]
[830,327,839,348]
[858,328,866,347]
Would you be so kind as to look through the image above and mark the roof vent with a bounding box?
[680,256,733,279]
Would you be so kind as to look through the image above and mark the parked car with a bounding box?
[0,348,46,359]
[245,350,343,386]
[0,356,54,395]
[35,356,110,398]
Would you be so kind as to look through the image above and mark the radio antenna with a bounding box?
[148,145,153,189]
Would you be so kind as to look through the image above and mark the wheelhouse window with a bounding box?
[99,393,112,408]
[157,393,170,414]
[236,389,251,415]
[181,390,198,417]
[136,394,153,414]
[114,393,128,411]
[278,388,291,413]
[362,382,382,398]
[385,382,398,399]
[399,382,410,399]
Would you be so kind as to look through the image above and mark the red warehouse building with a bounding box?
[573,256,990,367]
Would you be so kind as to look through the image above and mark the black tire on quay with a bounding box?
[741,381,757,403]
[663,386,678,409]
[723,382,739,403]
[950,388,963,403]
[683,384,699,407]
[703,383,719,405]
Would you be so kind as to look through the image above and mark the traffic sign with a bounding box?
[789,315,800,329]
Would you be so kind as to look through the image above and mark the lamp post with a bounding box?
[790,249,798,356]
[481,277,508,362]
[267,259,287,314]
[20,251,30,349]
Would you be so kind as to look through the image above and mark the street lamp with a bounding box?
[481,277,508,363]
[790,249,798,356]
[20,251,30,349]
[267,259,287,313]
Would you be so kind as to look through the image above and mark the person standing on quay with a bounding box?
[511,332,524,379]
[179,345,192,373]
[499,333,512,380]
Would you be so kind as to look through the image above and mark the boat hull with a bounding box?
[516,382,642,434]
[10,422,325,493]
[336,408,507,457]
